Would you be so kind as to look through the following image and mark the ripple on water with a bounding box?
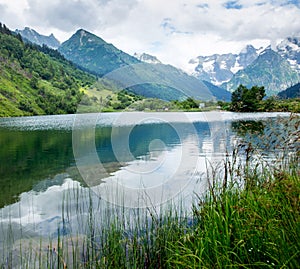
[0,111,290,131]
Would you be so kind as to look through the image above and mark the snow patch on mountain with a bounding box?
[133,53,161,64]
[276,36,300,72]
[15,27,60,49]
[189,45,260,85]
[203,60,215,73]
[230,59,243,73]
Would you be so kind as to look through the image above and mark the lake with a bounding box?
[0,111,293,263]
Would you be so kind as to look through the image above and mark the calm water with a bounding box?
[0,111,291,252]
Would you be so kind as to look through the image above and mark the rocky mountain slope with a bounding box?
[189,45,263,85]
[276,36,300,73]
[223,47,299,95]
[189,36,300,95]
[15,27,60,49]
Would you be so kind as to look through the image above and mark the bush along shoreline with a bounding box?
[1,116,299,268]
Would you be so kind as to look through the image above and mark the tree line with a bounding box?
[217,84,299,113]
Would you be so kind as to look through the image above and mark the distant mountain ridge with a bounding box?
[13,26,300,99]
[223,47,300,95]
[189,45,263,86]
[16,27,60,49]
[131,52,231,101]
[15,27,231,101]
[189,36,300,95]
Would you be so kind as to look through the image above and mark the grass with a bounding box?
[167,166,299,268]
[1,117,299,268]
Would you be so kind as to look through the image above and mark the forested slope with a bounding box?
[0,23,95,117]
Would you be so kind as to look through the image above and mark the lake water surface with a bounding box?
[0,111,292,257]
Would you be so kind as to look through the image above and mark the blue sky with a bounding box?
[0,0,299,71]
[223,1,244,9]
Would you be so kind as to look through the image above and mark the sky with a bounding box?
[0,0,300,72]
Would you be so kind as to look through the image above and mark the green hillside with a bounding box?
[58,29,140,76]
[0,23,95,117]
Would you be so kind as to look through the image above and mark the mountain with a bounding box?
[223,47,300,95]
[0,24,95,117]
[133,52,231,101]
[276,36,300,73]
[189,45,262,85]
[15,27,60,49]
[59,30,224,101]
[278,82,300,99]
[189,36,300,96]
[133,52,161,64]
[58,29,140,76]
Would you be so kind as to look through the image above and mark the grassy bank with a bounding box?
[167,165,299,268]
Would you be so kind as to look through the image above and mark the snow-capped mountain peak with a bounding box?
[189,45,261,85]
[15,27,60,49]
[276,36,300,72]
[133,53,161,64]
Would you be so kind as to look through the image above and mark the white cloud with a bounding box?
[0,0,299,71]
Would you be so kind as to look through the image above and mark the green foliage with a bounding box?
[263,98,300,113]
[222,86,300,113]
[0,23,12,35]
[176,97,199,109]
[230,84,265,112]
[108,90,144,110]
[168,171,299,268]
[217,100,231,110]
[0,23,95,117]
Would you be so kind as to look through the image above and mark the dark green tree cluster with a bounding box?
[0,23,12,35]
[172,97,199,110]
[111,90,144,110]
[230,85,265,112]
